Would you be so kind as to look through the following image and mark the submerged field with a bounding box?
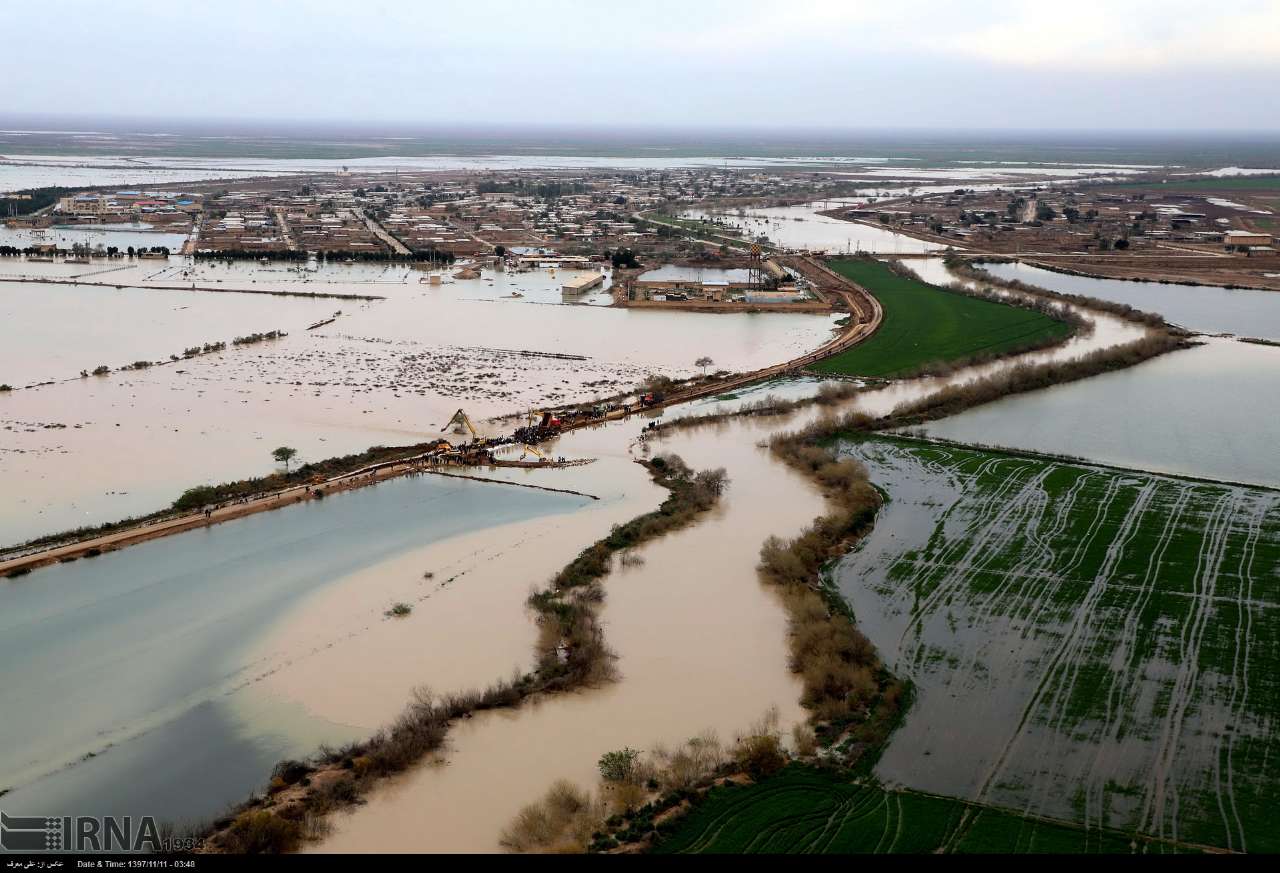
[654,766,1180,854]
[810,259,1072,377]
[834,438,1280,853]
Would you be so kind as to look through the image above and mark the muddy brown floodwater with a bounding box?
[310,414,819,852]
[293,256,1168,853]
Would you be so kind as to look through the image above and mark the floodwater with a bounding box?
[636,265,753,284]
[315,410,813,853]
[922,337,1280,490]
[979,261,1280,340]
[912,259,1280,488]
[0,152,1140,192]
[681,204,945,254]
[310,273,1168,851]
[0,472,590,824]
[0,280,337,387]
[0,223,189,253]
[0,259,838,546]
[4,236,1257,849]
[832,437,1280,850]
[249,453,663,732]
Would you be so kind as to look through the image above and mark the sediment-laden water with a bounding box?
[0,474,590,824]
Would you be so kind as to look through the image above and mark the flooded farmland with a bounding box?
[0,223,190,253]
[0,279,337,387]
[834,437,1280,852]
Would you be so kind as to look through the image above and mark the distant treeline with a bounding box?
[193,248,456,263]
[0,186,76,217]
[0,245,170,257]
[476,179,589,199]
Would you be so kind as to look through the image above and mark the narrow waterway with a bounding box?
[979,260,1280,340]
[922,337,1280,489]
[314,411,816,853]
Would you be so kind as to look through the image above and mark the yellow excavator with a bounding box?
[446,408,485,445]
[520,443,547,462]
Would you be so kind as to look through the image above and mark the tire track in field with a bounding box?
[1212,491,1274,852]
[968,475,1126,809]
[1025,479,1157,830]
[1079,482,1193,835]
[1007,471,1098,638]
[1139,490,1234,844]
[895,459,1052,671]
[946,466,1077,685]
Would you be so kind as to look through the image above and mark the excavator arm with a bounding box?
[446,408,480,440]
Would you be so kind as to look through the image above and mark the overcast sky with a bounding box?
[6,0,1279,131]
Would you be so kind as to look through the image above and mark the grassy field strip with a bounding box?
[808,259,1072,378]
[655,767,1188,853]
[834,438,1280,852]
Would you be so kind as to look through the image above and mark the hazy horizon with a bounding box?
[4,1,1278,132]
[4,115,1279,167]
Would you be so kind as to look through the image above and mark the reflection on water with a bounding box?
[981,261,1280,340]
[922,339,1280,488]
[0,473,589,823]
[0,223,189,253]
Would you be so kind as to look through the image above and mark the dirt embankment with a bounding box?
[0,461,594,578]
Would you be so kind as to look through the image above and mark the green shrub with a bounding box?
[598,748,640,783]
[223,811,303,854]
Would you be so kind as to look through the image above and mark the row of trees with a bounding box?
[0,186,74,217]
[193,248,455,263]
[0,244,170,257]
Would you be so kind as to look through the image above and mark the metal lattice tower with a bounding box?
[748,242,765,290]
